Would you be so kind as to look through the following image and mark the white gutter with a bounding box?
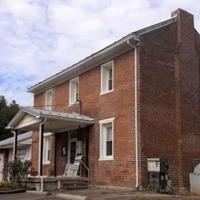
[127,38,140,189]
[134,45,139,189]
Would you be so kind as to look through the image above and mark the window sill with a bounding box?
[100,89,114,96]
[98,157,114,161]
[43,162,50,165]
[68,101,80,107]
[44,107,53,111]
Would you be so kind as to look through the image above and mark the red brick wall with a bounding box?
[3,150,9,181]
[32,9,200,189]
[138,21,178,187]
[31,131,39,175]
[139,9,200,189]
[31,93,44,175]
[173,9,200,188]
[34,51,136,187]
[34,93,44,108]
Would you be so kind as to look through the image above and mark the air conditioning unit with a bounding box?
[147,158,170,192]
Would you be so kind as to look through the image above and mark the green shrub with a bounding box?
[0,181,20,188]
[8,160,31,184]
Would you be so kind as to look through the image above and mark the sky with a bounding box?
[0,0,200,106]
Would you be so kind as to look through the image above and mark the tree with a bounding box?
[0,96,20,141]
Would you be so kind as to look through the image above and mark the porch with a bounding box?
[6,107,95,190]
[27,176,89,191]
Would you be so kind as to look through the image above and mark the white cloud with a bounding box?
[0,0,200,106]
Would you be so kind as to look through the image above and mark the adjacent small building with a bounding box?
[0,132,32,181]
[6,9,200,191]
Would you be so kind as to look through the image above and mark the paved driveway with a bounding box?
[0,190,200,200]
[0,192,58,200]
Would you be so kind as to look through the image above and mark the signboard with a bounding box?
[64,155,82,177]
[147,158,160,172]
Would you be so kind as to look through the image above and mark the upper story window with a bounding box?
[69,77,79,105]
[99,118,114,161]
[101,61,114,94]
[45,89,53,110]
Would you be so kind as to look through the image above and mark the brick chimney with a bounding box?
[171,8,195,46]
[172,8,199,191]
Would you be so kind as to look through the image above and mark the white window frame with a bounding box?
[69,77,79,105]
[43,133,51,164]
[99,117,114,161]
[45,89,53,110]
[100,61,114,95]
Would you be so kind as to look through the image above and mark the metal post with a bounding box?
[13,130,18,160]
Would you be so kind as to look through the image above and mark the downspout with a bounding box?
[134,44,139,189]
[127,37,140,189]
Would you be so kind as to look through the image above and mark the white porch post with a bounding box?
[38,125,41,176]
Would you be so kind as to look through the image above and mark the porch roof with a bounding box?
[6,107,95,132]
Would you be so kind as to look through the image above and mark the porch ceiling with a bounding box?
[6,107,95,132]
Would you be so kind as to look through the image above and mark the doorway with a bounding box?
[69,140,77,164]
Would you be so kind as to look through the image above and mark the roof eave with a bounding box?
[40,113,95,124]
[27,35,139,94]
[6,107,40,130]
[6,107,95,130]
[27,17,177,95]
[6,110,24,130]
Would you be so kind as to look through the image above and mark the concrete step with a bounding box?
[61,180,88,190]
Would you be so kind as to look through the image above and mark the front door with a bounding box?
[70,141,77,164]
[0,154,4,181]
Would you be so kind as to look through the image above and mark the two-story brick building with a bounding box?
[7,9,200,191]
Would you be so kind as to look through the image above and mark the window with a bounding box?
[43,135,51,164]
[101,61,114,94]
[69,77,79,105]
[45,89,53,110]
[17,148,27,162]
[99,118,114,160]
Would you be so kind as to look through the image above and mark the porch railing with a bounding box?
[80,159,90,184]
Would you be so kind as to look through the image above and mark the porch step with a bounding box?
[61,180,88,190]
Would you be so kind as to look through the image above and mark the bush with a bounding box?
[0,181,20,188]
[8,160,31,184]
